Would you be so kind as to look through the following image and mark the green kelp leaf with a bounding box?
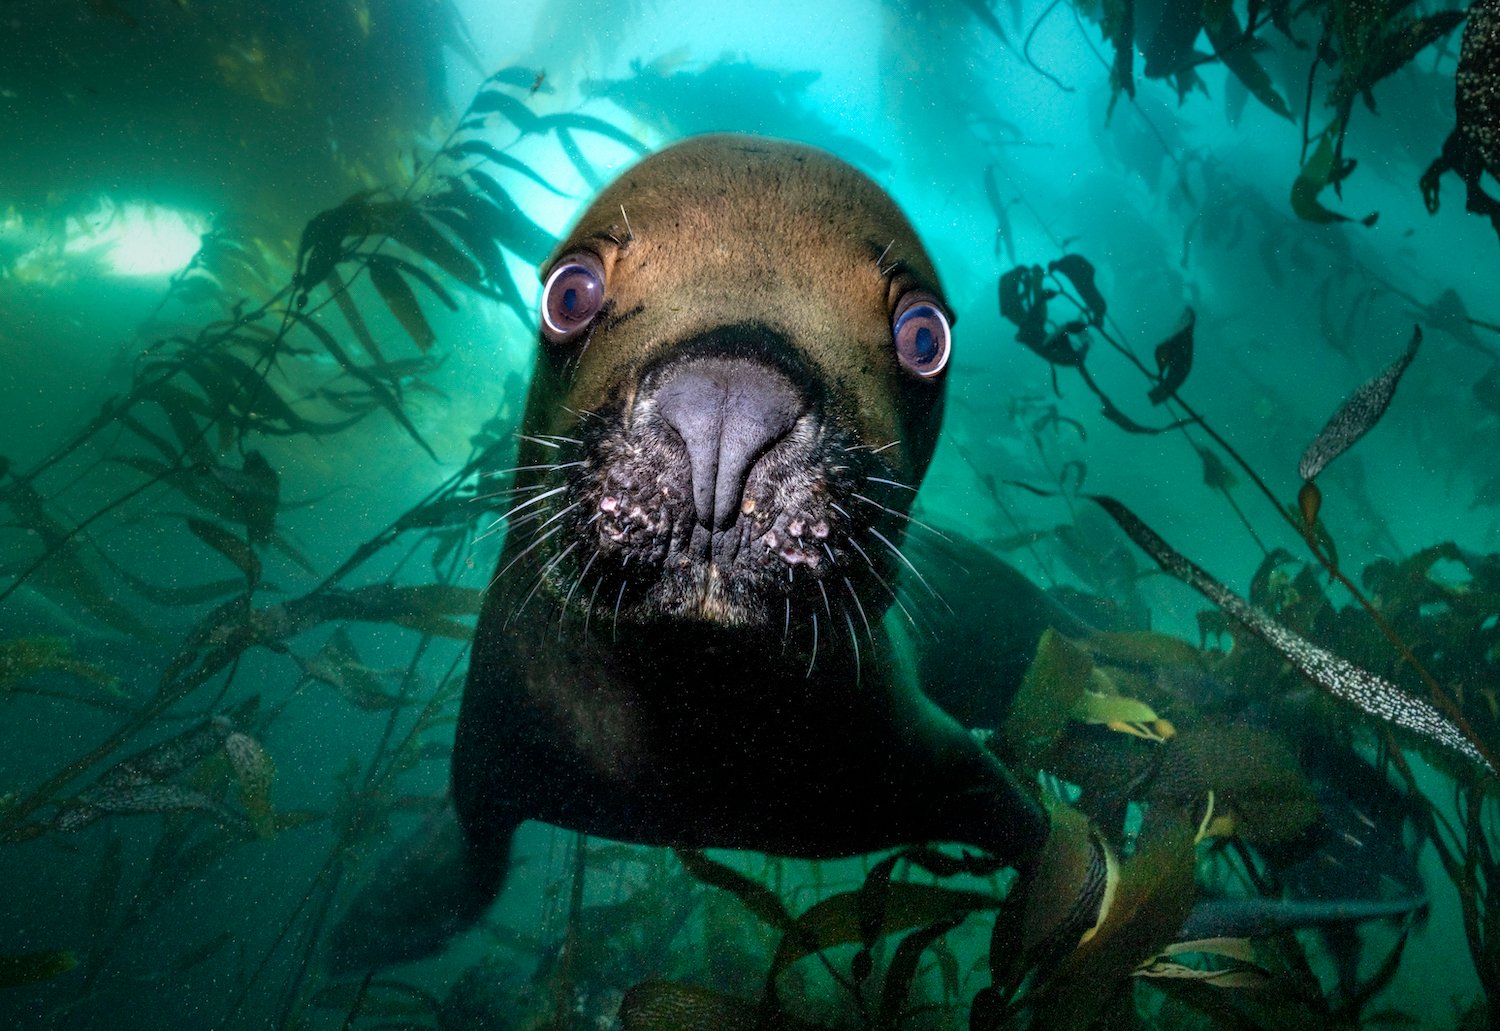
[768,883,1000,982]
[1203,14,1294,121]
[554,125,603,190]
[1147,308,1195,404]
[676,850,791,930]
[442,139,570,197]
[1049,254,1107,326]
[1291,135,1378,226]
[0,637,119,697]
[187,518,260,583]
[0,950,77,988]
[1004,629,1094,767]
[367,256,437,353]
[1298,326,1420,482]
[1087,493,1492,772]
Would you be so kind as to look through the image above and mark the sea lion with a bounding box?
[331,134,1111,972]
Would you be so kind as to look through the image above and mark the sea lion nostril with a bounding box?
[653,358,804,530]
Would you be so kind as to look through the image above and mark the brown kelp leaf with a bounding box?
[999,264,1053,356]
[619,982,778,1031]
[0,637,118,696]
[1087,494,1491,771]
[1049,254,1107,326]
[225,732,275,835]
[298,630,406,711]
[294,190,378,298]
[186,518,260,583]
[1029,820,1197,1029]
[390,209,485,293]
[0,950,77,988]
[875,912,968,1027]
[462,168,560,264]
[55,784,238,833]
[442,139,570,197]
[1150,726,1319,844]
[1298,326,1420,482]
[1004,629,1094,768]
[1203,13,1294,121]
[1148,309,1195,405]
[1196,445,1237,491]
[309,978,442,1018]
[768,882,1001,982]
[1291,136,1378,226]
[676,850,791,930]
[367,257,436,353]
[288,311,438,460]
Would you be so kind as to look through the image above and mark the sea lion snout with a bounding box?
[651,356,806,531]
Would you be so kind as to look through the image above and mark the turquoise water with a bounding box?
[2,0,1498,1027]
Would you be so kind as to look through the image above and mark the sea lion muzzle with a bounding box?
[650,345,805,534]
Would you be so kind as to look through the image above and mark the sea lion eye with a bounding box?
[892,293,951,378]
[541,252,606,343]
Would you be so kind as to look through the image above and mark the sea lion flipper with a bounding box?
[327,799,514,973]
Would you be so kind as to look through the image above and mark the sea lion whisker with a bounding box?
[477,461,582,483]
[515,433,577,450]
[487,523,566,595]
[510,541,579,627]
[867,526,953,615]
[806,610,819,679]
[473,505,553,544]
[558,547,601,639]
[840,603,861,686]
[845,533,924,637]
[584,574,604,638]
[865,474,915,491]
[850,493,953,543]
[840,573,876,651]
[560,405,600,422]
[783,596,791,651]
[817,578,832,620]
[612,580,628,642]
[481,485,569,531]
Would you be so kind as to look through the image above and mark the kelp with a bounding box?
[0,72,647,1029]
[1059,0,1462,224]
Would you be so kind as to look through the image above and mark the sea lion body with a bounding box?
[332,135,1075,971]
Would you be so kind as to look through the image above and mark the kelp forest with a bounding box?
[1,0,1499,1028]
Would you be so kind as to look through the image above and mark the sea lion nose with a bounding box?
[654,359,803,530]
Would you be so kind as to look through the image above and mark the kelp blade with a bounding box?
[1087,494,1491,773]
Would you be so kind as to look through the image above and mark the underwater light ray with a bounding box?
[1087,494,1494,774]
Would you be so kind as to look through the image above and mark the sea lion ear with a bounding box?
[891,291,952,378]
[540,250,607,345]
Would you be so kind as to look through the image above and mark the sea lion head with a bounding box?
[502,134,953,641]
